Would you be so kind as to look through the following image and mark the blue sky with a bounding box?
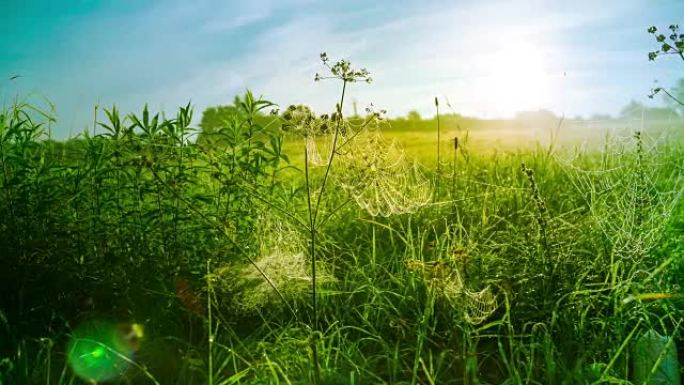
[1,0,683,138]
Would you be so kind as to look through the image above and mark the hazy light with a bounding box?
[67,320,143,382]
[479,40,552,116]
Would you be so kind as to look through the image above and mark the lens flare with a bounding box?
[67,320,142,382]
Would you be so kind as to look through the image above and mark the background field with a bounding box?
[1,88,683,384]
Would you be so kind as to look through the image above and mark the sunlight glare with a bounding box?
[481,41,551,116]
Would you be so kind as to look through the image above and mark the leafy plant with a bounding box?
[648,24,684,108]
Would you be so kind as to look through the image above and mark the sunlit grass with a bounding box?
[2,55,684,385]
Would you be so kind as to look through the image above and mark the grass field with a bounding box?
[1,66,684,384]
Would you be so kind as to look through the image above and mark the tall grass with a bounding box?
[1,58,684,385]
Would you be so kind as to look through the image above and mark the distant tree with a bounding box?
[515,109,558,123]
[590,114,613,121]
[620,100,644,119]
[197,94,275,147]
[620,100,679,120]
[199,95,243,132]
[662,78,684,115]
[406,110,422,121]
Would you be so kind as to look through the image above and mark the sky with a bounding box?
[1,0,683,138]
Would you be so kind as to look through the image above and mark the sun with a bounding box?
[480,41,551,116]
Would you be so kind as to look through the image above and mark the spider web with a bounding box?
[405,258,498,325]
[335,133,431,217]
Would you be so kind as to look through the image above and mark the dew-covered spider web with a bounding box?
[335,133,431,217]
[404,259,498,325]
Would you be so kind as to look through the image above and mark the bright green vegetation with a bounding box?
[1,54,684,385]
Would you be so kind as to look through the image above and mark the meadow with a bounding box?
[1,55,684,385]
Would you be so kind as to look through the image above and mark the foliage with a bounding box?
[196,94,279,148]
[647,24,684,63]
[648,24,684,110]
[620,100,681,120]
[1,52,684,385]
[406,110,422,121]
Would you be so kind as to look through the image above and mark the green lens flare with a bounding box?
[67,320,137,382]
